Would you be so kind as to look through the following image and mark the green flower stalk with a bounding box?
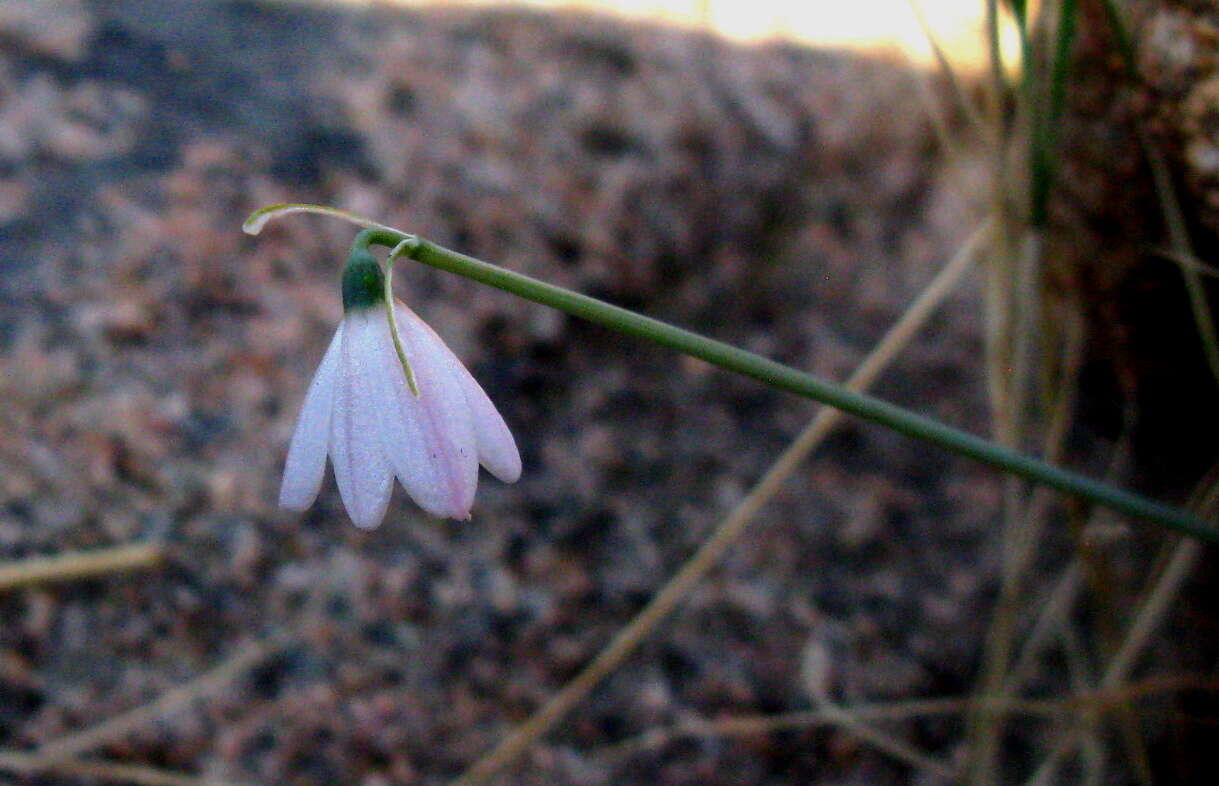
[247,203,1218,542]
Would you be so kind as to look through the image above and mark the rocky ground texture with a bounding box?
[0,1,1212,784]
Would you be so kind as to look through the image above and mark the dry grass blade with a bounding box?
[0,542,165,591]
[0,752,231,786]
[1144,134,1219,386]
[21,633,292,767]
[808,695,957,779]
[967,0,1089,775]
[1024,472,1218,782]
[1003,562,1082,692]
[1105,538,1203,687]
[448,219,993,786]
[968,234,1076,784]
[602,696,975,762]
[1154,248,1219,280]
[599,675,1219,764]
[906,0,987,137]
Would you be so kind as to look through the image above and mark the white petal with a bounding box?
[279,322,344,511]
[374,302,478,519]
[403,306,521,483]
[329,311,394,528]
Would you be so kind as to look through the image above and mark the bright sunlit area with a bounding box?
[327,0,1020,67]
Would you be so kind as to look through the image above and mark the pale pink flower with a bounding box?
[279,299,520,527]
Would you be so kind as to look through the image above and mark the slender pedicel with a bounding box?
[249,204,1217,541]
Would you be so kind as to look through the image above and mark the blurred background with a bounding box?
[1,1,1217,784]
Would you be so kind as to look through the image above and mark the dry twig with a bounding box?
[0,542,165,591]
[14,633,292,769]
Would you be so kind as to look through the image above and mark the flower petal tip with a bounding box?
[497,455,523,484]
[350,515,385,531]
[277,495,311,513]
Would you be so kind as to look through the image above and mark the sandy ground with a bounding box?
[0,1,1211,784]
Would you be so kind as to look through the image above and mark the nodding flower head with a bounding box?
[278,250,520,527]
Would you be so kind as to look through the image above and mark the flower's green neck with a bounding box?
[341,248,385,312]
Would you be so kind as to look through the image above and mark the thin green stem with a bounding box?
[1029,0,1077,228]
[324,227,1217,541]
[1099,0,1137,78]
[382,255,420,396]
